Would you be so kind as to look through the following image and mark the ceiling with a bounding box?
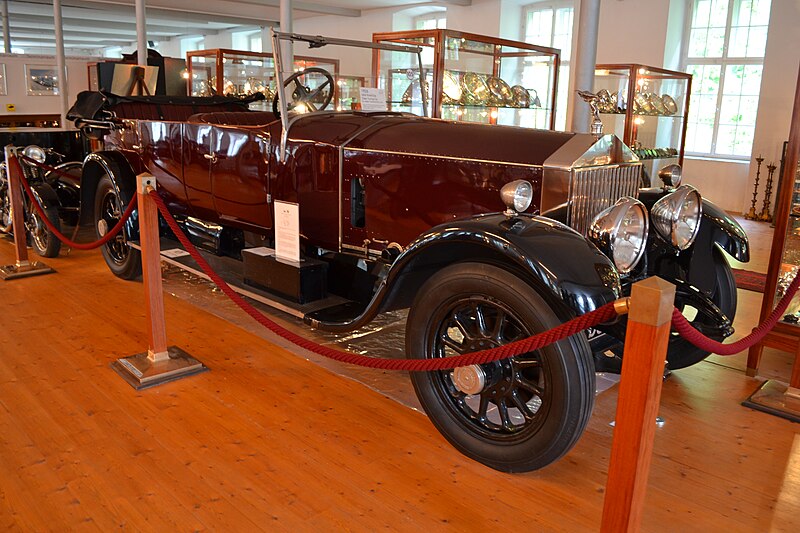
[0,0,470,54]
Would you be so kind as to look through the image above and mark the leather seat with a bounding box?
[187,111,278,126]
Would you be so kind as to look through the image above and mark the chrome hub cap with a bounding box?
[452,365,486,395]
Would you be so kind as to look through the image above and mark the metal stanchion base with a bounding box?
[742,380,800,423]
[0,261,55,280]
[111,346,208,390]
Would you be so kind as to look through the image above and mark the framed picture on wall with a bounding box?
[0,64,7,96]
[25,64,60,95]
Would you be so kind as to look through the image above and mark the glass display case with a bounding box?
[747,135,800,378]
[372,30,560,129]
[593,64,691,184]
[186,49,339,111]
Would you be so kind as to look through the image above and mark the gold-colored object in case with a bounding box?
[510,85,530,108]
[486,76,513,106]
[461,72,490,105]
[661,94,678,115]
[442,71,462,104]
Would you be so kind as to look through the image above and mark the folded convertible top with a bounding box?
[67,90,265,122]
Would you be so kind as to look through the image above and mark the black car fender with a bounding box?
[28,181,60,210]
[638,188,749,293]
[79,151,140,240]
[306,213,621,333]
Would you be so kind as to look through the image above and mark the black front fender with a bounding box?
[307,213,621,333]
[639,188,749,295]
[698,198,749,262]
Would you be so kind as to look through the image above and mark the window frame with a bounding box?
[521,0,574,131]
[413,11,446,30]
[681,0,771,160]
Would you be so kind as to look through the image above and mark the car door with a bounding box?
[181,122,217,222]
[211,126,271,230]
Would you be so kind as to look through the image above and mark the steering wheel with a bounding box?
[272,67,335,118]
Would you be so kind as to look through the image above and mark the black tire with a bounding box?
[406,263,595,473]
[94,174,141,280]
[26,195,62,258]
[667,246,737,369]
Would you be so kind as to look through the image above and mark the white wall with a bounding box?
[93,0,800,213]
[593,0,800,213]
[0,54,91,117]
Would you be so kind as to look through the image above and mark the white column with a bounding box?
[570,0,601,133]
[3,0,10,54]
[280,0,293,73]
[135,0,147,67]
[53,0,69,129]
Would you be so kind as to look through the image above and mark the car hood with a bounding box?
[288,111,577,167]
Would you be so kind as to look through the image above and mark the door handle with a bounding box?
[204,153,217,164]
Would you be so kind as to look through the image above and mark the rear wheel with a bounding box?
[94,174,141,280]
[406,263,595,472]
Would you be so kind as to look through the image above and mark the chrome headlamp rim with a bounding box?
[588,196,649,275]
[658,163,682,188]
[651,184,702,250]
[500,179,533,215]
[23,145,46,163]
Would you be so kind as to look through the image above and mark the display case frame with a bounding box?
[372,29,560,129]
[594,64,692,182]
[747,134,800,379]
[186,48,340,102]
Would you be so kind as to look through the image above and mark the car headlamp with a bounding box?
[658,164,682,188]
[651,184,702,250]
[23,145,46,163]
[500,180,533,215]
[589,196,649,274]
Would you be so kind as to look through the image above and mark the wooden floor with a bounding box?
[1,221,799,532]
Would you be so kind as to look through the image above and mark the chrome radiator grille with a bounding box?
[567,164,642,235]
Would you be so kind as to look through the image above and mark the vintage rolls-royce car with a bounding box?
[67,32,748,473]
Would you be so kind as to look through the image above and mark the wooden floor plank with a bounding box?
[1,240,799,532]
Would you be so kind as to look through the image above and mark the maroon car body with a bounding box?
[68,73,747,472]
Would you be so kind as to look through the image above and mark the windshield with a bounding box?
[271,30,427,132]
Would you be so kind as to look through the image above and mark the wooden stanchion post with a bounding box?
[601,276,675,532]
[0,146,54,280]
[110,173,208,389]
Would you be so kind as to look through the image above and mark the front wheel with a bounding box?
[406,263,595,472]
[26,194,61,258]
[94,174,141,280]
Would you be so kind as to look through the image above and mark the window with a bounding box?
[414,12,446,30]
[104,47,122,58]
[232,30,262,53]
[523,1,574,130]
[180,37,204,60]
[683,0,771,158]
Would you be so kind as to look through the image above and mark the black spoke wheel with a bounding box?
[666,246,737,369]
[272,67,335,118]
[94,174,141,279]
[25,193,61,258]
[407,263,595,472]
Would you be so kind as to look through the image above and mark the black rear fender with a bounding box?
[79,151,139,239]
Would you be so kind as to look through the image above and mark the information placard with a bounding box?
[359,88,388,112]
[274,200,300,263]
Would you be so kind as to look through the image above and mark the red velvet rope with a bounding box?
[10,155,138,250]
[149,189,618,371]
[672,266,800,355]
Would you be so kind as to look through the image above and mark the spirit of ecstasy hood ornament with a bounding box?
[577,90,604,137]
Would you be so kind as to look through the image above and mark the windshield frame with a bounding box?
[271,30,427,161]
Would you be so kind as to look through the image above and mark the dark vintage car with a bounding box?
[67,32,748,473]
